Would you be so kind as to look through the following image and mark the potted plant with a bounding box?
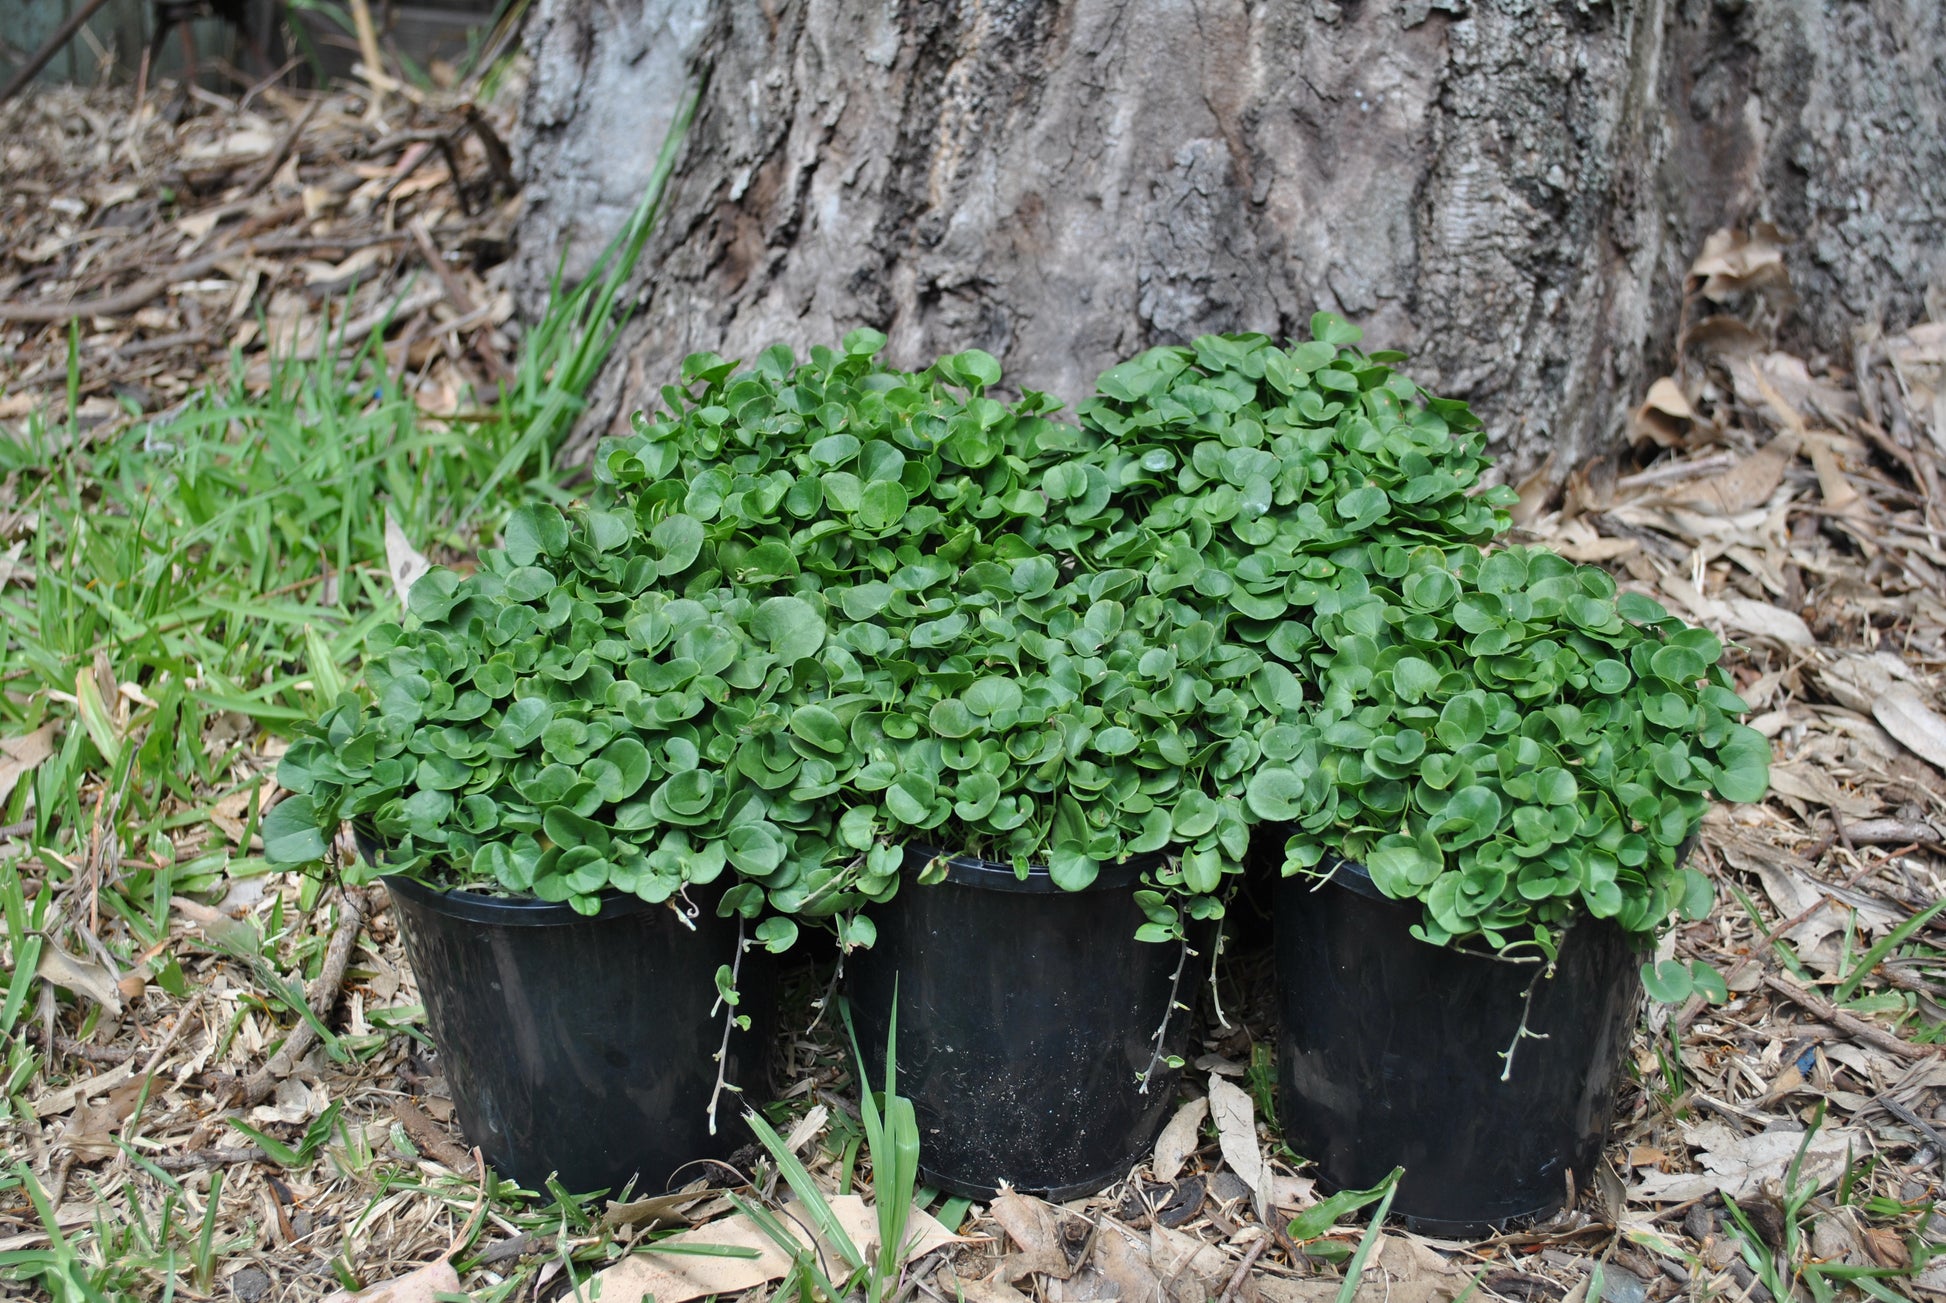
[261,502,821,1194]
[595,335,1248,1197]
[1261,543,1770,1234]
[1063,318,1521,938]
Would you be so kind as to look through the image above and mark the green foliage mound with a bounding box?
[264,499,829,947]
[590,333,1266,934]
[1257,544,1770,955]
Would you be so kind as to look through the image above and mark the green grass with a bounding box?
[0,164,679,1297]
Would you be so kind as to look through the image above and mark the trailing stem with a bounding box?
[1137,934,1194,1094]
[706,914,748,1136]
[1207,925,1231,1032]
[1497,923,1569,1083]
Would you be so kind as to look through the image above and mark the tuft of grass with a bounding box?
[730,997,922,1303]
[0,159,684,1300]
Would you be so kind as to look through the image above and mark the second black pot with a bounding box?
[1275,858,1642,1236]
[386,875,775,1195]
[847,847,1197,1200]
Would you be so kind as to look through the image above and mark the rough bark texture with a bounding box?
[514,0,1946,475]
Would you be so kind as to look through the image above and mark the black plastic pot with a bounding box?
[385,875,775,1195]
[1275,858,1642,1236]
[847,846,1198,1200]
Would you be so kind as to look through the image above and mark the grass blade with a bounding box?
[1332,1167,1402,1303]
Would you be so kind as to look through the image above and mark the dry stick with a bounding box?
[1674,894,1834,1035]
[0,246,240,323]
[243,97,321,196]
[407,217,511,385]
[234,890,367,1107]
[346,0,395,106]
[390,1097,477,1175]
[1215,1236,1269,1303]
[0,231,410,325]
[0,0,115,107]
[1870,1093,1946,1165]
[1760,972,1939,1062]
[150,1145,266,1173]
[287,285,445,362]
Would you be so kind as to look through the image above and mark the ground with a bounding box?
[1,72,1943,1303]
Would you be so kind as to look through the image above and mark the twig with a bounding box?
[1216,1235,1269,1303]
[0,246,240,323]
[1868,1093,1946,1166]
[408,217,510,385]
[0,0,115,108]
[243,97,321,196]
[285,284,444,361]
[1760,972,1940,1062]
[390,1097,478,1174]
[137,990,205,1081]
[0,231,411,325]
[1676,894,1833,1034]
[149,1145,266,1172]
[346,0,396,104]
[233,890,367,1106]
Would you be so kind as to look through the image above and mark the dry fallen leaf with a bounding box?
[1766,762,1878,819]
[36,944,124,1017]
[62,1076,147,1161]
[1150,1095,1207,1183]
[989,1189,1081,1281]
[384,509,431,609]
[0,721,60,809]
[325,1257,460,1303]
[1630,376,1699,448]
[1872,683,1946,773]
[1659,433,1797,515]
[1689,223,1796,312]
[1632,1120,1862,1202]
[1206,1075,1267,1219]
[587,1196,962,1303]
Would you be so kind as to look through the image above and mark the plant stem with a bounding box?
[1137,934,1193,1093]
[706,914,748,1136]
[1496,928,1566,1083]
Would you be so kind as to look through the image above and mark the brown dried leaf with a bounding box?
[1872,683,1946,773]
[0,721,60,808]
[1088,1225,1165,1303]
[1659,433,1798,515]
[1689,223,1796,312]
[1766,762,1878,819]
[324,1258,461,1303]
[1630,377,1699,448]
[1206,1075,1267,1218]
[990,1189,1079,1281]
[1632,1120,1861,1202]
[1151,1095,1207,1184]
[35,944,124,1016]
[62,1076,146,1161]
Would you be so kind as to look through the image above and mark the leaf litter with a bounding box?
[0,75,1942,1303]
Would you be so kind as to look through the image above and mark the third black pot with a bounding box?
[847,846,1198,1200]
[386,875,776,1196]
[1275,858,1642,1236]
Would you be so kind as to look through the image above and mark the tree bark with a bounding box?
[514,0,1946,475]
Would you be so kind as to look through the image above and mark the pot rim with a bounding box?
[380,872,679,928]
[902,843,1158,895]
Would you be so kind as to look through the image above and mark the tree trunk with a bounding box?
[513,0,1946,476]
